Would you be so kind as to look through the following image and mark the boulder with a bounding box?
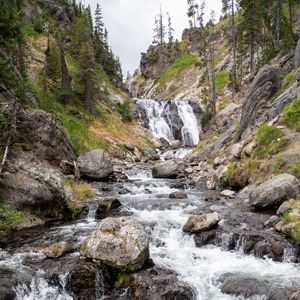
[0,160,71,220]
[277,200,293,216]
[171,140,182,149]
[169,191,188,199]
[239,65,280,138]
[221,190,236,198]
[81,217,150,271]
[95,197,122,220]
[43,242,70,258]
[183,212,220,233]
[229,143,243,159]
[218,273,294,299]
[249,174,300,210]
[152,159,185,178]
[78,149,114,180]
[295,38,300,68]
[129,266,196,300]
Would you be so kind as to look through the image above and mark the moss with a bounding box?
[282,98,300,131]
[282,212,293,224]
[71,207,83,219]
[291,160,300,177]
[117,271,131,286]
[254,125,285,158]
[193,141,208,153]
[0,204,25,238]
[157,54,198,85]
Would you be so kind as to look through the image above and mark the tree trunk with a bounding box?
[84,77,94,113]
[275,0,283,49]
[58,36,73,104]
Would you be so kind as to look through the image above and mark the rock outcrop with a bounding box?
[81,217,150,271]
[239,65,281,138]
[249,174,300,210]
[140,44,183,79]
[78,149,114,181]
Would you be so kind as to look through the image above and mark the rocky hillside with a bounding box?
[0,0,156,237]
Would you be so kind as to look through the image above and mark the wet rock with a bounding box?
[171,140,182,149]
[239,65,281,138]
[183,212,220,233]
[220,190,236,198]
[291,289,300,300]
[218,273,293,299]
[129,266,196,300]
[249,174,300,210]
[152,159,185,179]
[169,191,188,199]
[81,217,150,271]
[264,215,280,227]
[67,258,115,300]
[78,149,114,181]
[95,197,122,220]
[0,268,31,300]
[43,242,70,258]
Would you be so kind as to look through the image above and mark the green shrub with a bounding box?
[282,212,293,224]
[283,69,297,89]
[282,98,300,131]
[0,204,25,238]
[157,54,198,85]
[291,229,300,242]
[117,101,132,123]
[272,155,287,174]
[254,125,285,158]
[292,160,300,177]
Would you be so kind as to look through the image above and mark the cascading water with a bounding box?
[136,98,201,146]
[175,100,201,146]
[136,99,175,144]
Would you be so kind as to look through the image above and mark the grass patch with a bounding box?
[0,204,25,238]
[283,69,297,89]
[58,112,108,155]
[157,54,198,85]
[254,125,285,158]
[282,212,293,224]
[215,71,230,95]
[218,95,230,111]
[282,98,300,131]
[64,178,95,201]
[291,160,300,177]
[291,229,300,242]
[272,155,287,174]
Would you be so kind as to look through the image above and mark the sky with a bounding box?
[85,0,221,75]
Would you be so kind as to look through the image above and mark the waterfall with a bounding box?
[136,99,201,146]
[136,99,175,144]
[175,100,200,146]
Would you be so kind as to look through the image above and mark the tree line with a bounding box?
[185,0,295,123]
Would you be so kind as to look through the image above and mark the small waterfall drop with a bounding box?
[137,99,201,146]
[137,99,175,144]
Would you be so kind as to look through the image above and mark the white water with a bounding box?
[2,167,300,300]
[137,99,201,146]
[137,99,175,143]
[121,169,300,300]
[159,147,193,159]
[175,100,201,146]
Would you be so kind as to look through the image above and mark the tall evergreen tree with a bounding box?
[94,3,104,41]
[167,13,174,44]
[153,6,166,45]
[187,0,197,27]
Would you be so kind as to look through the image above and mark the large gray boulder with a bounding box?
[152,159,185,178]
[295,38,300,68]
[183,212,221,233]
[78,149,114,180]
[80,217,150,271]
[249,174,300,210]
[239,65,280,138]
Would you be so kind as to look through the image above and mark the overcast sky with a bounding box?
[84,0,221,75]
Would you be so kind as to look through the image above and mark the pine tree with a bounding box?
[222,0,230,18]
[153,6,166,45]
[167,13,174,44]
[94,3,104,41]
[187,0,197,27]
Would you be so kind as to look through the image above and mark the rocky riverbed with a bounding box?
[1,160,300,300]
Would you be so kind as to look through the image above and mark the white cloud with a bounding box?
[85,0,221,74]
